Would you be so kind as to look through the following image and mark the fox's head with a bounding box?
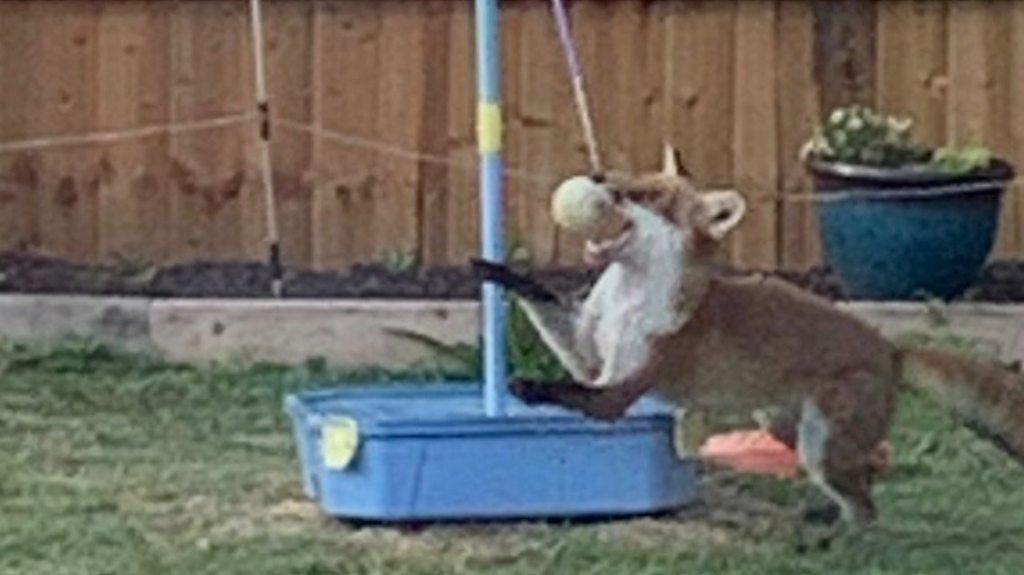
[577,145,747,269]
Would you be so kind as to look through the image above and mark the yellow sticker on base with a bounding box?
[673,408,708,460]
[322,417,359,470]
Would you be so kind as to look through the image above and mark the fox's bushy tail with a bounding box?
[900,346,1024,464]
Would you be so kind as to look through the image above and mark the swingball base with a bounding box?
[285,383,697,521]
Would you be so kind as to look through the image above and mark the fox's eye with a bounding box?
[640,190,664,204]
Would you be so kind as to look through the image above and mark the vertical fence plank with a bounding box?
[168,1,252,262]
[23,2,102,260]
[0,2,42,252]
[442,0,479,265]
[513,0,558,265]
[948,1,1015,256]
[732,0,778,268]
[638,0,668,172]
[96,1,174,262]
[374,0,426,261]
[417,1,453,267]
[1012,3,1024,253]
[876,1,947,146]
[663,0,735,186]
[777,0,820,269]
[813,0,877,112]
[501,0,528,263]
[607,0,645,172]
[311,0,381,268]
[583,0,623,171]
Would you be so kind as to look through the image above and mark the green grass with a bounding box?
[2,340,1024,575]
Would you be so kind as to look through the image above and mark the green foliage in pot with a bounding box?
[801,105,993,175]
[930,144,993,175]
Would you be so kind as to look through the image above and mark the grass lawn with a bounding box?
[2,340,1023,575]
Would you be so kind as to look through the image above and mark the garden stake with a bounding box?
[249,0,284,298]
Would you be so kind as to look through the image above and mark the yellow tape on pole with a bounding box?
[477,101,503,154]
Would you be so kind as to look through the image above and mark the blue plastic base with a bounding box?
[285,383,697,521]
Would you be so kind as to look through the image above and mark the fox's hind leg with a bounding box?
[758,405,891,488]
[798,404,878,528]
[757,406,800,451]
[793,402,873,551]
[797,372,894,530]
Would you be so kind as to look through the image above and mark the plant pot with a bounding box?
[806,158,1015,300]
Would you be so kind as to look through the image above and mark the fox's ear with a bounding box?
[695,190,746,241]
[661,143,689,177]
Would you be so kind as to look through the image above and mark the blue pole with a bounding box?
[475,0,506,417]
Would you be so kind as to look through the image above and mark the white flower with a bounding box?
[888,116,912,133]
[829,109,846,125]
[847,116,864,131]
[799,139,815,161]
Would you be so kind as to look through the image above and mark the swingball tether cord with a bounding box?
[248,0,284,298]
[550,0,603,178]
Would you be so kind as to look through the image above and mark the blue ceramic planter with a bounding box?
[807,159,1015,300]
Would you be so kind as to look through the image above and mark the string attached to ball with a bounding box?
[550,0,603,179]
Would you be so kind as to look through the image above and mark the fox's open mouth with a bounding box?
[584,220,634,265]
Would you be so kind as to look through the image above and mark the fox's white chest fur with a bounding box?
[507,174,744,393]
[576,205,687,388]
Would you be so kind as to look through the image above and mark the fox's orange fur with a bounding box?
[476,146,1024,527]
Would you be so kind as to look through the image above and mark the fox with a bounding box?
[472,145,1024,528]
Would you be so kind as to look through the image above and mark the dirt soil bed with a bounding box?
[2,250,1023,302]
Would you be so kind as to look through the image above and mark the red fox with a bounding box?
[472,146,1024,527]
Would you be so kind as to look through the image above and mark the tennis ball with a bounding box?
[551,176,614,235]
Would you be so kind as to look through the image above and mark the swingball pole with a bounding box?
[475,0,507,417]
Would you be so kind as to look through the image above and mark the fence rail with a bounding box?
[1,0,1023,269]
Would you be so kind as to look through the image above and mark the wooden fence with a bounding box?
[2,0,1024,270]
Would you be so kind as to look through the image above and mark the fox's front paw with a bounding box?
[587,403,628,422]
[508,378,554,405]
